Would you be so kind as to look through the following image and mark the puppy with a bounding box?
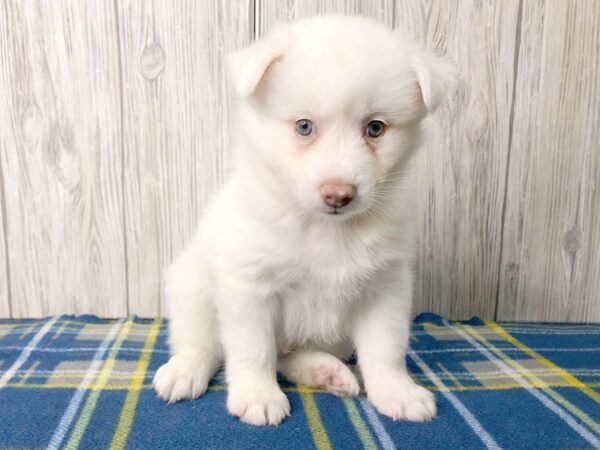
[153,15,456,426]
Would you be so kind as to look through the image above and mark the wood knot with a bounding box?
[21,102,43,150]
[139,43,165,80]
[47,127,81,193]
[563,226,582,254]
[465,92,489,145]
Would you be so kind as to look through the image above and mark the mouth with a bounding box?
[321,203,368,219]
[325,207,346,216]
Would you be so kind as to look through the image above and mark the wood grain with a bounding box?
[0,8,9,316]
[257,0,395,35]
[0,1,598,322]
[118,0,253,316]
[0,0,127,317]
[0,160,9,317]
[393,1,520,319]
[498,0,600,322]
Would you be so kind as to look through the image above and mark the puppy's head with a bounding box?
[229,15,457,220]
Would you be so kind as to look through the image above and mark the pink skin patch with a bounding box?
[314,366,344,387]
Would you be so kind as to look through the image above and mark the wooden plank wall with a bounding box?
[0,0,598,322]
[0,1,127,318]
[498,1,600,322]
[117,1,252,317]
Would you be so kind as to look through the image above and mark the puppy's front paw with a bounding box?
[153,353,213,403]
[227,382,290,426]
[367,374,436,421]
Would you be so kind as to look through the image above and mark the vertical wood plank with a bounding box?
[0,1,596,322]
[118,1,253,316]
[257,0,395,35]
[0,0,126,317]
[498,0,600,322]
[394,1,520,319]
[0,13,9,317]
[0,169,9,317]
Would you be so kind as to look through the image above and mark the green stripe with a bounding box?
[298,386,333,450]
[64,317,135,450]
[464,324,600,435]
[110,319,162,450]
[343,397,378,450]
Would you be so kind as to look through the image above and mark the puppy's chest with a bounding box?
[284,234,382,296]
[273,235,386,346]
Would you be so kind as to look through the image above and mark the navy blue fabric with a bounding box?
[0,315,599,449]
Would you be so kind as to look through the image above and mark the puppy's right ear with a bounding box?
[228,30,288,98]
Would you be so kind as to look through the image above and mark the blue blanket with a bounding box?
[0,314,598,449]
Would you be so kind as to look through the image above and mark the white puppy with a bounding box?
[153,15,456,426]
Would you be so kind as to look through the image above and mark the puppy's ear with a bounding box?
[228,30,288,98]
[411,51,458,113]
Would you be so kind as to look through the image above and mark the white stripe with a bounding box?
[501,324,600,331]
[415,330,599,336]
[0,346,169,354]
[0,328,167,338]
[0,369,156,376]
[443,320,600,448]
[9,345,600,354]
[409,352,502,450]
[47,319,125,450]
[411,368,600,377]
[0,316,59,388]
[2,367,598,380]
[357,397,396,450]
[3,344,600,354]
[411,348,600,354]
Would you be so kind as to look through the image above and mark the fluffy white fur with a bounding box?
[153,15,457,426]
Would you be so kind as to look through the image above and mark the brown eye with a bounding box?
[366,120,385,138]
[295,119,314,136]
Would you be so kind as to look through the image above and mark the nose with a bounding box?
[320,182,356,208]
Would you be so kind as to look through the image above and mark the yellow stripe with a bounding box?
[464,324,600,435]
[0,320,156,329]
[487,321,600,404]
[342,398,377,450]
[298,385,332,450]
[13,368,600,382]
[427,381,598,392]
[24,369,600,381]
[110,319,162,450]
[51,321,69,339]
[7,381,600,392]
[64,318,135,450]
[3,383,225,391]
[420,370,600,382]
[437,364,464,388]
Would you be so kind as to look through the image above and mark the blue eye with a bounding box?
[295,119,314,136]
[366,120,385,138]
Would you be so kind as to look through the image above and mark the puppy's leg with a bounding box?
[219,277,290,426]
[153,249,221,403]
[278,350,359,396]
[355,268,436,421]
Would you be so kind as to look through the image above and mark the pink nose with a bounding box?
[320,183,356,208]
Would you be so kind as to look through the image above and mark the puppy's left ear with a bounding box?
[228,30,288,98]
[411,51,458,113]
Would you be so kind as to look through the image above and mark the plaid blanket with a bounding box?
[0,314,599,450]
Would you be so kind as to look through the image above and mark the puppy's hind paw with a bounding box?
[314,362,360,397]
[153,353,214,403]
